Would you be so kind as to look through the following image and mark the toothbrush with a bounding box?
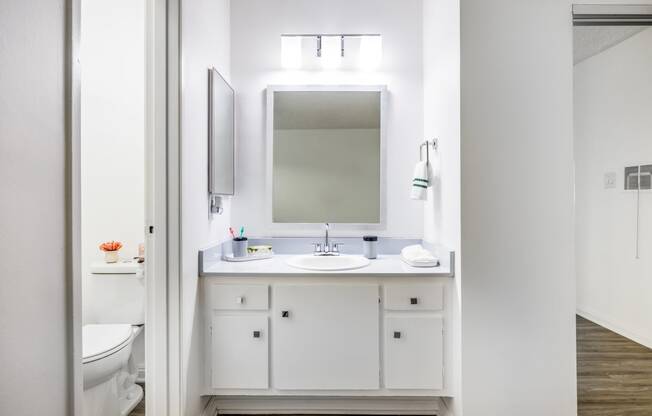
[228,227,236,239]
[239,226,245,238]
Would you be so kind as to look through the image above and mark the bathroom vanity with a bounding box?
[198,86,455,414]
[199,241,455,414]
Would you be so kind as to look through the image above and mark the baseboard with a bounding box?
[201,396,443,416]
[577,307,652,349]
[202,398,221,416]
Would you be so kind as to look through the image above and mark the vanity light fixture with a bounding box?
[359,35,382,70]
[280,34,382,70]
[320,35,343,69]
[281,36,302,69]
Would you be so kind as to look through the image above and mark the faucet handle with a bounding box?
[332,243,343,253]
[312,243,322,253]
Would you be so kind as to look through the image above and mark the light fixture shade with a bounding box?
[281,36,302,69]
[359,36,382,70]
[321,36,342,70]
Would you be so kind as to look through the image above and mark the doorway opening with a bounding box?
[68,0,176,414]
[573,5,652,415]
[80,1,146,414]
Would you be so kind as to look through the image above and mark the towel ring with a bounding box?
[419,139,438,165]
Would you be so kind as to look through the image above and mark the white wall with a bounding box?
[575,28,652,348]
[230,0,424,238]
[422,0,461,414]
[423,0,461,253]
[180,0,231,414]
[80,0,146,324]
[0,0,70,414]
[460,1,577,415]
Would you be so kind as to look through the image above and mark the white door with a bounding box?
[385,316,443,390]
[273,284,379,390]
[211,315,268,389]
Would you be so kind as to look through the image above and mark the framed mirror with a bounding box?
[208,68,235,196]
[266,85,386,225]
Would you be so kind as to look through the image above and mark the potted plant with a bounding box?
[99,241,123,263]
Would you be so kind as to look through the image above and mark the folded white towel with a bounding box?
[411,161,428,200]
[401,244,438,263]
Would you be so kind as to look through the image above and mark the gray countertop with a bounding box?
[201,254,452,277]
[199,238,454,278]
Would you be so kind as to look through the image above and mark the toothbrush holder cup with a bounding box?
[232,237,249,258]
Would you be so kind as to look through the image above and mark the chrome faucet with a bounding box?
[313,223,341,256]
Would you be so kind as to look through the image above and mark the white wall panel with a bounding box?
[0,0,70,414]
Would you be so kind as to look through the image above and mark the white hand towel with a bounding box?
[411,161,428,200]
[401,244,438,263]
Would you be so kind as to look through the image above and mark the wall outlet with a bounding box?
[604,172,617,189]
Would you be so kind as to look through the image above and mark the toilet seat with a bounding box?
[83,324,133,364]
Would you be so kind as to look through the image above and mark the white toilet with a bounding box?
[83,261,145,416]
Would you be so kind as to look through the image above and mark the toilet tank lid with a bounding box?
[90,261,141,274]
[83,324,133,360]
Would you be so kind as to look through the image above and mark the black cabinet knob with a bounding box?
[281,310,290,318]
[253,330,261,338]
[393,331,401,339]
[410,297,418,305]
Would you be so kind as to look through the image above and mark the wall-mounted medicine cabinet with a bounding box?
[208,68,235,197]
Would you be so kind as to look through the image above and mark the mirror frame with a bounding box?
[208,67,236,197]
[265,84,387,232]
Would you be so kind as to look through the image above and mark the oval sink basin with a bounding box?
[286,255,370,271]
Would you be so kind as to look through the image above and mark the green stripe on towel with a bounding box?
[412,183,428,189]
[413,178,428,183]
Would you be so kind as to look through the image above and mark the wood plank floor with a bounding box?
[577,315,652,416]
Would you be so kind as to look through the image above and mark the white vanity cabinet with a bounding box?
[273,285,379,390]
[385,316,443,389]
[211,315,269,389]
[204,278,451,398]
[207,284,270,390]
[383,284,445,390]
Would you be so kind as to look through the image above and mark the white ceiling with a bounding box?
[574,26,649,64]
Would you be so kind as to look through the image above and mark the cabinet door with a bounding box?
[273,285,379,390]
[385,316,443,390]
[211,315,268,389]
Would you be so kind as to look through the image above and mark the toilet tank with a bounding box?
[87,261,145,324]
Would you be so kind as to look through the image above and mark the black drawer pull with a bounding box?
[281,310,290,318]
[253,330,261,338]
[410,297,418,305]
[393,331,401,339]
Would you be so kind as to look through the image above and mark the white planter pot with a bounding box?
[104,251,120,263]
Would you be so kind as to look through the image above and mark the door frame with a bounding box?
[65,0,181,414]
[573,4,652,25]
